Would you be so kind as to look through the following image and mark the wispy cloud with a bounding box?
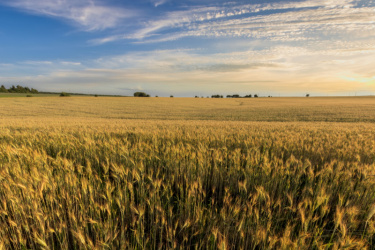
[2,42,375,96]
[23,61,53,65]
[91,0,375,43]
[1,0,134,31]
[0,60,84,78]
[151,0,169,7]
[189,7,375,41]
[343,75,375,85]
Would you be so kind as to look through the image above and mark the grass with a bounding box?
[0,93,60,98]
[0,93,124,98]
[0,96,374,249]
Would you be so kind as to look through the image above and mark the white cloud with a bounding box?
[23,61,53,65]
[91,0,374,44]
[151,0,169,7]
[3,40,374,95]
[0,60,84,78]
[1,0,134,31]
[187,6,375,40]
[61,61,82,66]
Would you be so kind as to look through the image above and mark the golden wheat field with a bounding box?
[0,96,375,249]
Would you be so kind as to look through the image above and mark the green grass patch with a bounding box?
[0,93,59,98]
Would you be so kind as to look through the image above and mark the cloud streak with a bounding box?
[3,0,373,45]
[2,42,375,96]
[151,0,169,7]
[1,0,134,31]
[91,0,375,44]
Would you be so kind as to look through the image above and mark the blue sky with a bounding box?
[0,0,374,96]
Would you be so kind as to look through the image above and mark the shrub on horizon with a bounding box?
[60,92,71,97]
[134,92,150,97]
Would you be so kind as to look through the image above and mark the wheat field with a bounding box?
[1,96,375,122]
[0,96,375,249]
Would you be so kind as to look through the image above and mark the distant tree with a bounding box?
[0,85,7,93]
[16,85,26,93]
[170,95,174,98]
[244,94,252,98]
[306,94,310,97]
[232,94,240,98]
[254,94,258,98]
[134,92,150,97]
[9,85,16,93]
[30,88,39,94]
[211,94,223,98]
[155,95,158,97]
[195,96,199,98]
[2,85,38,93]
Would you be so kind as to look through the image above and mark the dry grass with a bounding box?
[0,96,374,249]
[0,96,374,122]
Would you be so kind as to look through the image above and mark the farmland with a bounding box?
[1,96,375,122]
[0,97,375,249]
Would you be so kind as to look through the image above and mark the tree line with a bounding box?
[212,94,258,98]
[0,85,39,94]
[134,92,264,98]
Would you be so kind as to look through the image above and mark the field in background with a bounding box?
[0,96,374,122]
[0,97,375,248]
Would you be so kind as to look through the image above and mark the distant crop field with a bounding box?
[0,96,374,122]
[0,97,374,249]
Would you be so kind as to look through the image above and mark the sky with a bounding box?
[0,0,374,97]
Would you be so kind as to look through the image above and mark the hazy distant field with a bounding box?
[0,96,374,249]
[0,96,374,123]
